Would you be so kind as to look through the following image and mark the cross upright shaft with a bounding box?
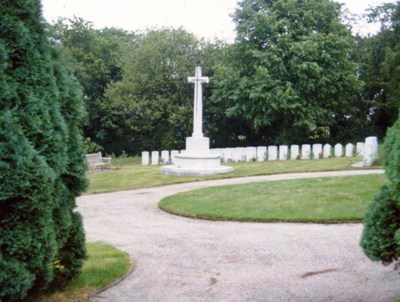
[188,67,209,138]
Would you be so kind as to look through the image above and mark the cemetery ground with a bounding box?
[28,243,130,302]
[77,169,399,301]
[87,156,374,194]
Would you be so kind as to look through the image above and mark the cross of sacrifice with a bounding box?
[188,67,209,138]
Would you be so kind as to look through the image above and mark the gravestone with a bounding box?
[279,145,288,160]
[245,147,257,162]
[323,144,331,158]
[345,143,354,158]
[224,148,234,162]
[142,151,149,165]
[268,146,278,161]
[151,151,159,165]
[161,150,170,164]
[257,146,267,162]
[301,144,311,160]
[312,144,322,160]
[334,144,343,157]
[290,145,299,160]
[232,148,242,162]
[363,136,378,166]
[356,142,364,156]
[170,150,179,164]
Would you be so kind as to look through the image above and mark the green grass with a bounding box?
[159,174,387,223]
[28,242,130,302]
[86,156,371,194]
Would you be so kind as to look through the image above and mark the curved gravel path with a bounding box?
[77,170,400,302]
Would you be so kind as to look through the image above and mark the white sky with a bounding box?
[41,0,396,43]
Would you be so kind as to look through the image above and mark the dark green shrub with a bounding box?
[361,186,400,263]
[361,114,400,265]
[0,0,87,300]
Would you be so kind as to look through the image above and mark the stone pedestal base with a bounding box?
[160,136,234,176]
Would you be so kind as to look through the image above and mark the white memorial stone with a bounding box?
[171,150,179,164]
[301,144,311,160]
[257,146,267,162]
[334,143,343,157]
[345,143,354,158]
[323,144,332,158]
[141,151,149,165]
[290,145,299,160]
[268,146,278,161]
[160,67,233,176]
[312,144,322,160]
[161,150,170,164]
[232,148,242,162]
[245,147,257,162]
[279,145,288,160]
[151,151,159,165]
[363,136,378,166]
[356,142,364,156]
[224,148,233,162]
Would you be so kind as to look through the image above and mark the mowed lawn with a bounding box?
[86,157,370,194]
[28,242,130,302]
[159,174,387,223]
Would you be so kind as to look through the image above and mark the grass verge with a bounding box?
[159,174,387,223]
[86,157,371,194]
[28,242,130,302]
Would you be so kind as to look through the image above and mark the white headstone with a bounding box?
[356,142,364,156]
[334,143,343,157]
[257,146,267,162]
[161,150,169,164]
[312,144,322,160]
[323,144,331,158]
[141,151,149,165]
[268,146,278,161]
[151,151,159,165]
[363,136,378,166]
[345,143,354,158]
[171,150,179,164]
[245,147,257,162]
[224,148,233,162]
[232,147,243,162]
[301,144,311,160]
[290,145,299,160]
[279,145,288,160]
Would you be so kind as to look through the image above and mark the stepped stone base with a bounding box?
[160,137,234,176]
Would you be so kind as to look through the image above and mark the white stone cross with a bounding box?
[188,67,209,138]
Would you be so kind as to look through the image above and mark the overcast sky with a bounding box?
[41,0,396,42]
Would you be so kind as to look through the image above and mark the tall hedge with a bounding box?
[361,113,400,264]
[0,0,88,300]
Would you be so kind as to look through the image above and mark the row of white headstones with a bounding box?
[142,136,378,167]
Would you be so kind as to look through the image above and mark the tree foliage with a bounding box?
[0,0,87,300]
[49,18,133,150]
[212,0,361,145]
[102,28,226,154]
[355,2,400,138]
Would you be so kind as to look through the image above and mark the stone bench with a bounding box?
[86,152,112,170]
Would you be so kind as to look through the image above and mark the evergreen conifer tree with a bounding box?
[361,112,400,265]
[0,0,87,299]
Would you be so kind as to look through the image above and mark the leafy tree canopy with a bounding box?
[212,0,362,145]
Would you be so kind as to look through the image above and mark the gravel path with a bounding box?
[77,169,400,302]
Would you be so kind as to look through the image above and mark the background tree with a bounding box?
[212,0,362,145]
[355,2,400,139]
[49,18,133,151]
[103,28,225,155]
[0,0,87,300]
